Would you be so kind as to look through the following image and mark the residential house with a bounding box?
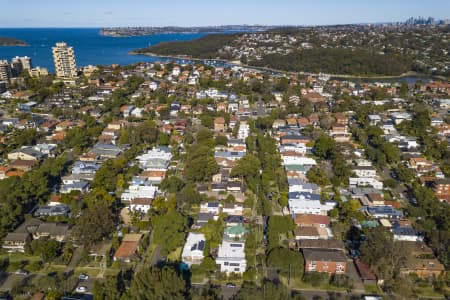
[35,205,70,217]
[365,206,403,219]
[222,203,243,216]
[392,226,423,242]
[33,223,71,242]
[113,234,142,262]
[433,178,450,203]
[182,233,206,267]
[214,117,226,132]
[216,240,247,274]
[294,214,330,228]
[354,259,377,285]
[200,202,221,215]
[400,242,445,278]
[303,248,347,275]
[2,233,31,253]
[129,198,152,214]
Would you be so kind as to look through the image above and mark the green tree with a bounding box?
[73,201,115,247]
[151,210,187,255]
[160,176,185,193]
[313,134,335,159]
[306,165,331,186]
[126,266,188,300]
[230,154,261,191]
[266,247,304,278]
[185,144,218,183]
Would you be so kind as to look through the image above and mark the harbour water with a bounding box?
[0,28,208,71]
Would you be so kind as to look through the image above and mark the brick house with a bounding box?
[303,248,347,275]
[433,178,450,203]
[214,117,226,132]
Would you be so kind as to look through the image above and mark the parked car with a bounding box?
[226,282,236,288]
[75,286,87,293]
[78,273,89,280]
[15,269,28,276]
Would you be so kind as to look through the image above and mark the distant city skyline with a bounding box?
[0,0,449,28]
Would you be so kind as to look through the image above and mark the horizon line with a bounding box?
[0,20,437,30]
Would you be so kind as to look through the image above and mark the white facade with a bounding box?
[136,147,173,171]
[121,185,158,201]
[353,167,378,178]
[199,202,221,215]
[237,121,250,140]
[282,155,317,166]
[129,198,152,214]
[279,144,307,155]
[222,204,244,216]
[216,241,247,274]
[52,42,77,78]
[289,198,336,216]
[349,177,383,190]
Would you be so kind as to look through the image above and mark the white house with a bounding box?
[288,192,336,216]
[149,82,158,91]
[200,202,221,215]
[129,198,152,214]
[216,240,247,274]
[237,121,250,140]
[353,166,378,178]
[349,177,383,190]
[392,227,424,242]
[279,144,307,155]
[222,203,244,216]
[121,185,158,201]
[282,155,317,167]
[137,147,173,171]
[182,233,206,267]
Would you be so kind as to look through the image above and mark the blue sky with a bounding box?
[0,0,448,27]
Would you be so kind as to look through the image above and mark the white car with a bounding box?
[15,269,28,276]
[78,273,89,280]
[75,286,87,293]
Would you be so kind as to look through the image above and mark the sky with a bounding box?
[0,0,448,27]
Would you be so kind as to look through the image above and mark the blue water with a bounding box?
[0,28,207,71]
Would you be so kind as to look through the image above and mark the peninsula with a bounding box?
[134,22,450,77]
[100,25,273,37]
[0,37,28,46]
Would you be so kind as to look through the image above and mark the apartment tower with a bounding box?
[52,42,77,78]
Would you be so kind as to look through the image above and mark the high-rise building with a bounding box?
[52,42,77,78]
[10,56,31,77]
[0,60,12,81]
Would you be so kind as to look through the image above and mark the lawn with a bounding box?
[415,285,447,298]
[75,267,101,278]
[280,276,347,292]
[167,247,182,261]
[364,284,381,294]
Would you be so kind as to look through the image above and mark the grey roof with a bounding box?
[226,215,243,223]
[35,205,69,216]
[11,146,44,160]
[302,248,347,262]
[14,218,44,234]
[197,213,215,222]
[36,222,70,235]
[3,232,29,242]
[392,227,420,236]
[366,206,403,217]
